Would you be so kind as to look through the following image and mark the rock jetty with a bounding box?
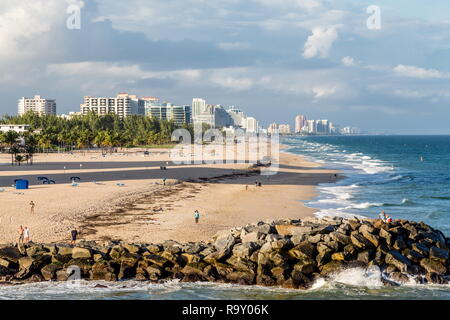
[0,217,449,288]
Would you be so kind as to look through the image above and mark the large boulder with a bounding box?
[429,247,449,263]
[90,260,117,281]
[41,263,63,281]
[350,232,374,249]
[320,261,344,276]
[420,258,447,275]
[275,225,312,236]
[0,247,22,263]
[288,241,316,260]
[72,247,93,259]
[385,251,411,272]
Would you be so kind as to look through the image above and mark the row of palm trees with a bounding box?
[0,112,196,165]
[0,131,37,166]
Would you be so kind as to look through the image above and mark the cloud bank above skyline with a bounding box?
[1,0,450,133]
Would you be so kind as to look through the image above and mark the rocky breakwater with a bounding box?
[0,217,449,288]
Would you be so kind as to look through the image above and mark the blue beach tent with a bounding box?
[15,179,29,190]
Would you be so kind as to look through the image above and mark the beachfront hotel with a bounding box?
[144,99,192,125]
[18,95,56,116]
[80,93,145,118]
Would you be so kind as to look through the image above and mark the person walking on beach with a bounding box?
[23,227,30,243]
[18,226,24,244]
[29,201,35,214]
[70,228,78,245]
[245,185,248,191]
[194,210,200,224]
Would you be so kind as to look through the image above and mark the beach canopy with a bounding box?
[43,179,55,184]
[37,177,49,181]
[70,176,81,181]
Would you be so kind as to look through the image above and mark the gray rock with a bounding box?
[385,251,411,272]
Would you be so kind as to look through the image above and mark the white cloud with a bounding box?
[303,26,338,59]
[0,0,66,61]
[393,64,447,79]
[341,56,355,66]
[312,86,336,98]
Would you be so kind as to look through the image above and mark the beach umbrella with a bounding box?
[70,176,81,181]
[37,177,49,181]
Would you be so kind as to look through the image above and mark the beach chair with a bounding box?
[116,183,125,187]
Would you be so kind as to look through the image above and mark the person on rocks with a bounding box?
[18,225,24,244]
[70,228,79,245]
[379,210,387,222]
[194,210,200,224]
[385,215,393,224]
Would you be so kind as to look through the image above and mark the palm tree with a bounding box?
[3,131,19,165]
[24,134,38,165]
[15,154,25,166]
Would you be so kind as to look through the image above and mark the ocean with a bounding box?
[1,135,450,299]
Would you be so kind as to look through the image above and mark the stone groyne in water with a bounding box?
[0,217,449,288]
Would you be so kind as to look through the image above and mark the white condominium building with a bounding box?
[278,124,291,135]
[192,98,207,118]
[18,95,56,116]
[268,123,278,134]
[244,117,259,133]
[80,93,145,117]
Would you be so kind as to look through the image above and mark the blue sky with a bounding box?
[1,0,450,133]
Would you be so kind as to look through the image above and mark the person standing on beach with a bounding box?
[194,210,200,223]
[29,201,35,214]
[23,227,30,243]
[70,228,79,245]
[18,226,24,244]
[245,185,248,191]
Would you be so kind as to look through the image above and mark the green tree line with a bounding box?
[0,112,195,164]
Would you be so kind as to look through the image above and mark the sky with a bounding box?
[1,0,450,134]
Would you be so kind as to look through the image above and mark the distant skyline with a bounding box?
[1,1,450,134]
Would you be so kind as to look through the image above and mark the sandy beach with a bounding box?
[0,147,339,244]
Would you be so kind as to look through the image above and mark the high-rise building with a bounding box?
[80,93,145,117]
[244,117,258,133]
[192,98,206,118]
[295,114,307,133]
[145,101,191,125]
[18,95,56,116]
[278,124,291,135]
[227,107,246,128]
[306,120,316,134]
[213,105,234,128]
[316,120,330,134]
[268,123,278,134]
